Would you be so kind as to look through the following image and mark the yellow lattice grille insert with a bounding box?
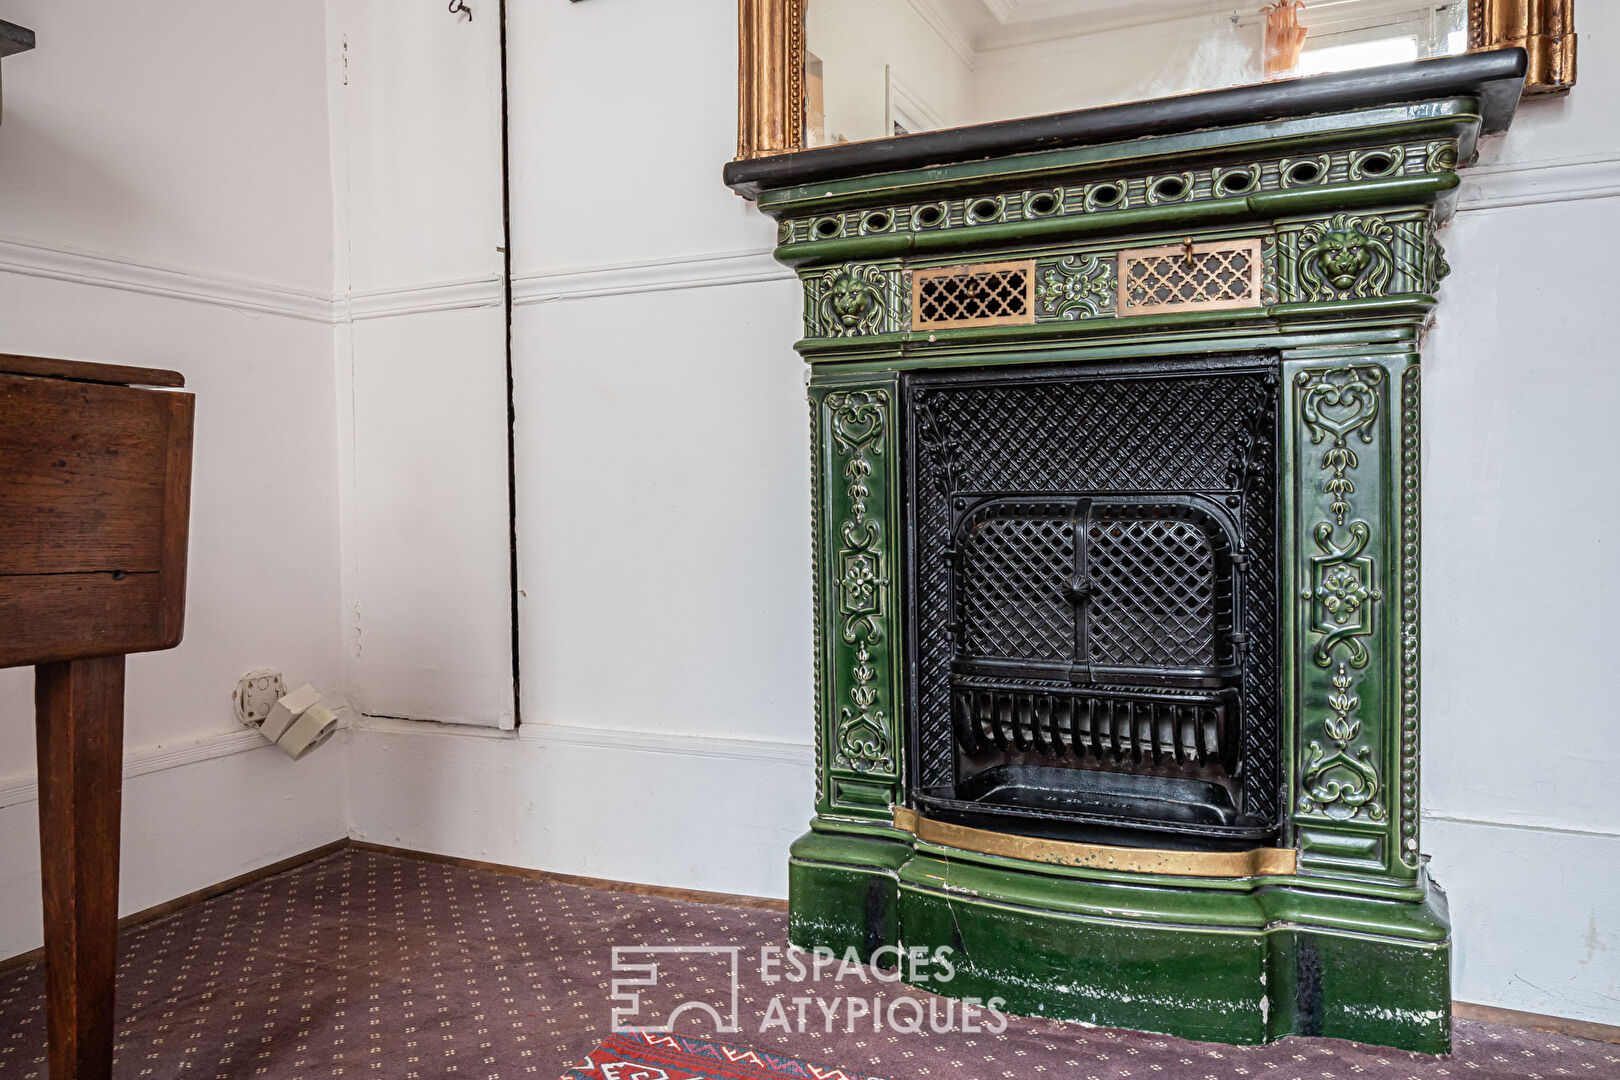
[911,260,1037,330]
[1118,239,1264,314]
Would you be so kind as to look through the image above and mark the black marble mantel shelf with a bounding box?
[2,18,35,124]
[0,19,34,59]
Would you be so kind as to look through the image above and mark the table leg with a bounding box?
[35,655,125,1080]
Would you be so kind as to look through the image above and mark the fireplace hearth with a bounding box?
[725,49,1530,1055]
[905,359,1281,849]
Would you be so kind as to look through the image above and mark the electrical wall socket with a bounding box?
[261,684,321,743]
[234,669,286,728]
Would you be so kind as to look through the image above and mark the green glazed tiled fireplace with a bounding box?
[725,51,1529,1054]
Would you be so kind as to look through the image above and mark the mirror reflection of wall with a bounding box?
[805,0,1469,148]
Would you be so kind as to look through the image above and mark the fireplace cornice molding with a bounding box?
[728,51,1527,366]
[734,53,1528,1055]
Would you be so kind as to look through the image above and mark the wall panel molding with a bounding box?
[349,715,814,766]
[337,276,504,321]
[12,154,1618,333]
[0,728,274,811]
[1457,153,1620,211]
[512,249,791,306]
[353,713,519,740]
[1424,809,1620,841]
[0,235,334,322]
[0,237,794,319]
[355,716,1618,838]
[519,721,814,767]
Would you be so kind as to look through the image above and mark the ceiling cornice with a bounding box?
[919,0,1459,72]
[978,0,1021,24]
[905,0,979,68]
[976,0,1243,51]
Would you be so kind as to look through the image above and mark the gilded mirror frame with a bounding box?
[736,0,1574,160]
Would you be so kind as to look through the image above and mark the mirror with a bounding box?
[736,0,1575,160]
[805,1,1467,148]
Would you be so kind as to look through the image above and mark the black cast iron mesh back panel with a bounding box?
[957,514,1222,669]
[958,516,1074,661]
[906,359,1280,824]
[1086,518,1218,668]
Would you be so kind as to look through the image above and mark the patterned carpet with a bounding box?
[565,1032,889,1080]
[0,848,1614,1079]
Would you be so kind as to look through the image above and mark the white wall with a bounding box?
[344,0,816,898]
[0,2,348,959]
[506,0,810,750]
[348,719,810,900]
[327,0,514,728]
[1421,30,1620,1021]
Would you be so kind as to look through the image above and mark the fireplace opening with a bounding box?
[904,357,1282,850]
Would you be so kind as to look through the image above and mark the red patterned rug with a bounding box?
[562,1032,887,1080]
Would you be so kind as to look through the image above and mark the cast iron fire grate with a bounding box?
[904,356,1282,849]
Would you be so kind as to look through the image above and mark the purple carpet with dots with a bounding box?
[0,849,1614,1079]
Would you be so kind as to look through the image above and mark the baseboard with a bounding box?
[0,838,348,975]
[346,840,789,913]
[1453,1001,1620,1045]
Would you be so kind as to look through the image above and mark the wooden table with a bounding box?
[0,355,193,1080]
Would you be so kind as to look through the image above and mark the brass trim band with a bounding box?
[892,807,1298,879]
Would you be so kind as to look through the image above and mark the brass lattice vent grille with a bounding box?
[911,260,1036,330]
[1118,239,1264,314]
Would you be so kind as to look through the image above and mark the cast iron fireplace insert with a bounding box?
[903,355,1282,850]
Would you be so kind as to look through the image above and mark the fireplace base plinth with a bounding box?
[789,827,1452,1053]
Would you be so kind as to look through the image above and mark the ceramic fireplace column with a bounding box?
[725,51,1528,1054]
